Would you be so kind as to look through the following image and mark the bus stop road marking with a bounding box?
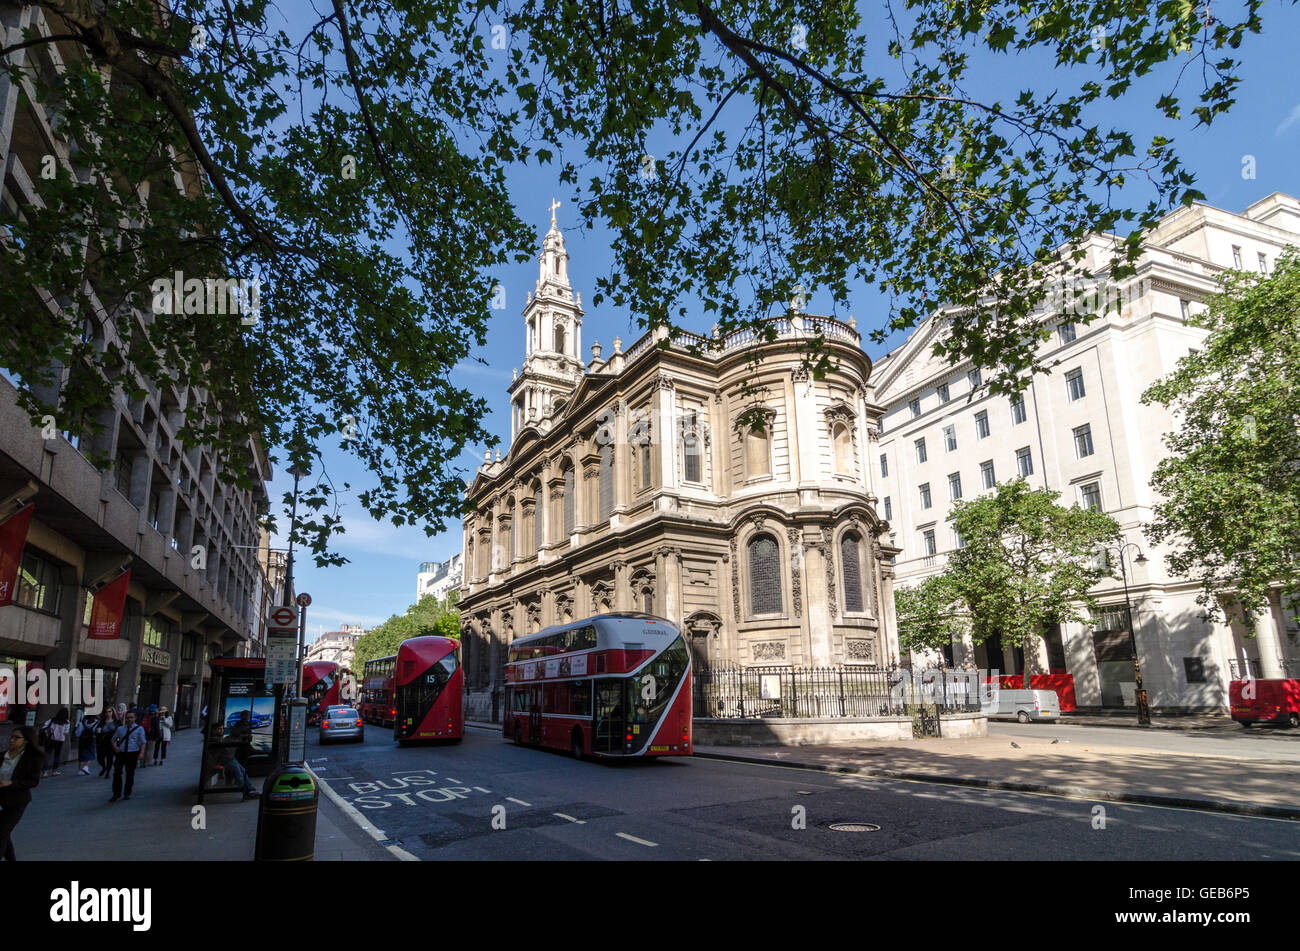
[306,765,391,845]
[445,776,461,783]
[554,813,586,824]
[506,797,531,806]
[474,786,491,793]
[616,832,658,847]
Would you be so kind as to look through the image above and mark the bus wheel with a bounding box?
[571,729,584,760]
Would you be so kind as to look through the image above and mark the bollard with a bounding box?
[254,764,318,861]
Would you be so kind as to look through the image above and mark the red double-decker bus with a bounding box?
[504,613,691,758]
[360,654,396,727]
[302,661,340,726]
[394,636,463,743]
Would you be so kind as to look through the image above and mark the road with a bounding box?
[307,723,1300,860]
[988,720,1300,762]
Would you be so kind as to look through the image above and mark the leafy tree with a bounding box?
[944,479,1119,674]
[895,573,966,655]
[352,593,461,672]
[1142,248,1300,623]
[1,0,1277,560]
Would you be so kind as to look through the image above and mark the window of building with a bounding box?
[833,423,854,475]
[943,425,957,452]
[919,483,932,509]
[1065,368,1085,401]
[1016,446,1034,477]
[115,450,134,500]
[1010,392,1027,424]
[937,382,950,403]
[968,368,982,388]
[681,429,701,485]
[1059,320,1077,344]
[883,496,892,521]
[948,472,962,500]
[915,437,927,464]
[975,410,990,439]
[748,534,782,615]
[181,635,197,661]
[909,398,921,418]
[14,550,60,614]
[879,453,888,478]
[1231,245,1242,269]
[980,460,996,490]
[742,414,772,479]
[562,466,575,535]
[1184,657,1206,684]
[1179,298,1190,321]
[953,527,966,549]
[1258,252,1268,274]
[922,529,937,556]
[1080,481,1102,511]
[1073,423,1095,458]
[143,616,173,651]
[554,324,566,354]
[841,532,865,613]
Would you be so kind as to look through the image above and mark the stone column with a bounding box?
[612,561,631,612]
[803,530,833,666]
[655,375,677,491]
[1253,596,1285,680]
[613,404,630,513]
[791,368,819,487]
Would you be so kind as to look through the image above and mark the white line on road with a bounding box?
[616,832,658,847]
[445,777,461,783]
[387,844,420,861]
[306,764,389,844]
[506,797,531,806]
[474,786,491,793]
[554,813,587,824]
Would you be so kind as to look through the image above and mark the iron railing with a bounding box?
[693,664,982,720]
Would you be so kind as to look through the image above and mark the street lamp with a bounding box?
[1104,541,1149,726]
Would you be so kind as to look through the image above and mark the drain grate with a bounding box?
[829,822,881,833]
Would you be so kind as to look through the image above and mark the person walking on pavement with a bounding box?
[40,708,69,778]
[0,726,45,861]
[137,707,153,769]
[154,708,174,765]
[94,708,117,777]
[110,711,146,802]
[76,711,97,775]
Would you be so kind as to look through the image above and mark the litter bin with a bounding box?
[254,764,318,861]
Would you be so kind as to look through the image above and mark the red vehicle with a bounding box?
[503,613,691,759]
[360,654,396,727]
[302,661,340,726]
[393,636,463,743]
[1230,678,1300,728]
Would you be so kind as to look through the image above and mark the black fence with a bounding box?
[693,664,982,721]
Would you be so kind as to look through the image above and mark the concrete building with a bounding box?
[416,553,463,604]
[872,193,1300,712]
[0,2,270,734]
[457,212,899,712]
[305,624,364,669]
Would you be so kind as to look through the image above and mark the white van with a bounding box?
[981,688,1061,723]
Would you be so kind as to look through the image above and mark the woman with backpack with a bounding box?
[39,708,69,778]
[94,708,117,777]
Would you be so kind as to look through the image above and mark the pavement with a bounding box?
[11,728,393,861]
[468,717,1300,820]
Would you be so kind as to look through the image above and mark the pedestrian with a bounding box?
[40,708,69,777]
[155,708,174,764]
[0,725,45,860]
[76,712,97,775]
[222,710,261,801]
[95,708,117,777]
[138,706,154,769]
[109,711,146,802]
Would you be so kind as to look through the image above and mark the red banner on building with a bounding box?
[0,503,36,607]
[87,569,132,639]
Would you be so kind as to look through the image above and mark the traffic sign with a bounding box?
[296,592,312,608]
[267,606,297,631]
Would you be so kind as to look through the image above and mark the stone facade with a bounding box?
[872,193,1300,712]
[458,216,900,688]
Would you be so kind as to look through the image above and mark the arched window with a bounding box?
[562,464,575,535]
[744,419,772,478]
[841,531,865,613]
[683,432,702,483]
[528,317,536,353]
[532,482,544,552]
[598,443,613,522]
[833,423,854,475]
[554,324,566,355]
[748,533,782,615]
[642,588,654,614]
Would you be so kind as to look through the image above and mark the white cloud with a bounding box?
[1276,103,1300,136]
[331,513,459,563]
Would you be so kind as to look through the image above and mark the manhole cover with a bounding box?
[829,822,881,833]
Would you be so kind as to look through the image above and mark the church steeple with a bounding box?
[508,203,585,441]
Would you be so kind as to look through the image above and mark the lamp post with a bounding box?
[1105,541,1149,726]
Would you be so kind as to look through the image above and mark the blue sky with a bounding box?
[286,3,1300,641]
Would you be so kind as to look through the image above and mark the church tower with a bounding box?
[508,201,585,440]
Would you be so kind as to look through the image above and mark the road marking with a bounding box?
[445,776,461,783]
[387,844,420,861]
[616,832,658,847]
[554,812,586,824]
[474,786,491,793]
[305,764,389,844]
[506,797,531,806]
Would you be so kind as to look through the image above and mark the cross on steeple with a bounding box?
[549,198,561,226]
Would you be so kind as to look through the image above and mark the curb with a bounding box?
[694,750,1300,821]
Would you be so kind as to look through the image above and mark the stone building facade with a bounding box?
[872,193,1300,712]
[458,215,900,700]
